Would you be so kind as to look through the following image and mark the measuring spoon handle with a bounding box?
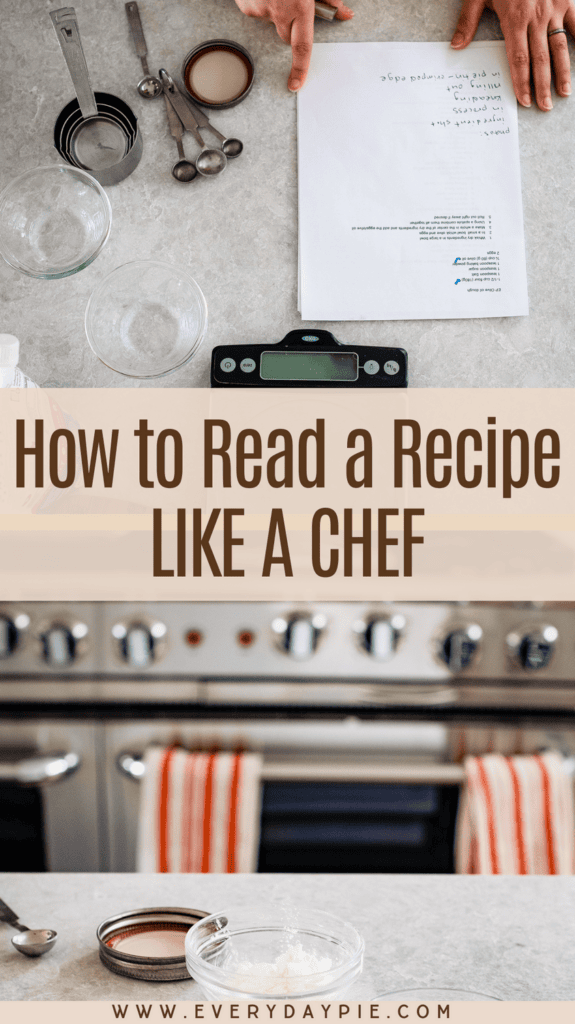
[164,95,185,159]
[186,104,227,145]
[50,8,98,120]
[0,898,28,930]
[203,124,227,146]
[174,93,231,147]
[159,70,206,149]
[180,95,211,130]
[125,2,150,76]
[0,898,19,924]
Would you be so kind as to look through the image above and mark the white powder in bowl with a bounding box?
[229,942,333,995]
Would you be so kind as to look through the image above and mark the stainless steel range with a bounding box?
[1,602,575,873]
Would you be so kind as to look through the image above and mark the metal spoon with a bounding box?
[125,2,163,99]
[159,70,227,177]
[0,898,57,958]
[12,930,58,958]
[165,94,197,182]
[184,97,244,159]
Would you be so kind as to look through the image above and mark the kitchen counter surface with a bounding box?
[1,873,575,1000]
[1,0,575,389]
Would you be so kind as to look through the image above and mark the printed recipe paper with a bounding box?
[297,41,529,321]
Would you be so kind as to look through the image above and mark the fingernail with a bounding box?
[521,94,531,106]
[562,83,571,95]
[542,97,553,110]
[289,79,302,92]
[451,31,465,47]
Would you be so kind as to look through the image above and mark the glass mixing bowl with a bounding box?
[0,165,111,278]
[185,905,364,1001]
[375,988,502,1001]
[85,260,208,378]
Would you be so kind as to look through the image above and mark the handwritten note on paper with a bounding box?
[297,41,529,321]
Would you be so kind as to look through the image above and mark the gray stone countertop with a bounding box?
[1,873,575,1000]
[1,0,575,388]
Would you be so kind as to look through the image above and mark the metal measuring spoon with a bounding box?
[0,898,57,958]
[184,97,243,159]
[125,2,163,98]
[159,70,227,177]
[138,77,162,98]
[165,94,197,182]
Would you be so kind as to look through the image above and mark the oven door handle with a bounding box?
[118,753,147,781]
[0,752,81,786]
[117,752,466,785]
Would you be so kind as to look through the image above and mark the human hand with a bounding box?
[451,0,574,109]
[234,0,354,91]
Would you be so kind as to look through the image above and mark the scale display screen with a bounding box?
[260,350,358,382]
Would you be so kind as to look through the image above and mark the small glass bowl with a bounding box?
[185,905,364,1001]
[85,260,208,378]
[375,988,502,1001]
[0,165,112,279]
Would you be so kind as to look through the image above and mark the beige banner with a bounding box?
[0,389,573,599]
[1,1003,575,1022]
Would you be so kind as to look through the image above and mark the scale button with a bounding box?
[364,359,380,376]
[384,360,400,376]
[220,357,236,373]
[240,358,256,373]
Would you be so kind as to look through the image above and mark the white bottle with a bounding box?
[0,335,38,388]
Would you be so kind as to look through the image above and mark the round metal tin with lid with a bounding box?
[182,40,255,109]
[98,906,209,981]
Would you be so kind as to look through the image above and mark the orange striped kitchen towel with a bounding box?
[136,747,263,873]
[455,751,575,874]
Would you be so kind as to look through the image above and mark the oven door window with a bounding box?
[0,783,46,871]
[258,782,459,873]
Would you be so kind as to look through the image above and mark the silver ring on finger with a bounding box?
[548,27,568,36]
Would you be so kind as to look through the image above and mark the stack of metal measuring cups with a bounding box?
[51,7,143,186]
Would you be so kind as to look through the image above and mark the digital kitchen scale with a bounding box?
[210,330,408,388]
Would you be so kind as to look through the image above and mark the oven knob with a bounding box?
[271,613,327,660]
[40,621,88,667]
[507,625,558,671]
[353,614,406,661]
[0,613,29,659]
[112,621,167,668]
[438,624,482,672]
